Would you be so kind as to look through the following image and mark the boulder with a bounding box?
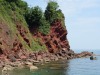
[90,56,97,60]
[29,65,38,71]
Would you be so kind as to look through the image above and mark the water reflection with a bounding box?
[1,56,100,75]
[33,60,69,75]
[0,59,69,75]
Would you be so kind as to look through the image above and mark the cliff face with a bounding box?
[0,1,47,58]
[0,1,73,58]
[0,19,73,60]
[32,20,71,54]
[0,21,37,57]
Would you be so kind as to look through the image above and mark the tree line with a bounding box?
[2,0,65,35]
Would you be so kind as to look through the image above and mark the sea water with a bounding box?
[0,50,100,75]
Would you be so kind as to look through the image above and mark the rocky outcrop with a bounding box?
[75,51,93,58]
[33,20,71,54]
[16,23,30,47]
[0,22,28,61]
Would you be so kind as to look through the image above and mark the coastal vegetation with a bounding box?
[0,0,47,51]
[25,1,65,34]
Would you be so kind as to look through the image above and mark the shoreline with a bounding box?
[0,50,93,75]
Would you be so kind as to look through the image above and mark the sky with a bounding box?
[23,0,100,50]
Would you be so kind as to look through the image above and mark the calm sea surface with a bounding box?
[0,50,100,75]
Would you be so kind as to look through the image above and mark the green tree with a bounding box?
[44,1,59,23]
[16,0,28,10]
[5,0,19,2]
[45,1,65,27]
[25,6,43,28]
[25,6,50,35]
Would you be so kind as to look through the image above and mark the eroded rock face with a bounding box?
[0,22,14,55]
[0,19,93,64]
[16,23,30,47]
[0,21,29,59]
[33,20,71,54]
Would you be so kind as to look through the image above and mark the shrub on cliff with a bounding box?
[4,0,28,16]
[16,0,28,15]
[39,17,50,35]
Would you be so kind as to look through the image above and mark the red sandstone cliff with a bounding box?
[33,20,72,54]
[0,21,31,57]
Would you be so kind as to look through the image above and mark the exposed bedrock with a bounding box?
[33,20,71,54]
